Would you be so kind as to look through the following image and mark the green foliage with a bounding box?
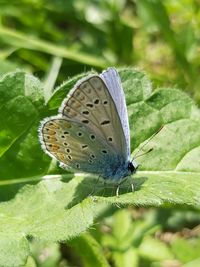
[0,0,200,100]
[0,1,199,266]
[0,68,200,266]
[69,234,110,267]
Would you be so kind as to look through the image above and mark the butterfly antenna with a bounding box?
[132,125,164,161]
[133,147,153,159]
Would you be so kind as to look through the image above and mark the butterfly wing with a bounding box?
[39,116,126,179]
[100,68,130,157]
[59,73,128,159]
[39,69,131,180]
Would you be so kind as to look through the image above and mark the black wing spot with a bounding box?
[61,135,65,138]
[101,120,110,125]
[108,137,113,142]
[90,134,96,140]
[82,145,88,149]
[46,136,50,139]
[88,159,93,164]
[66,148,71,153]
[90,154,95,159]
[94,99,99,104]
[78,132,83,137]
[64,142,68,146]
[103,100,108,105]
[82,120,89,124]
[68,155,72,160]
[86,103,93,108]
[64,131,69,135]
[46,128,49,131]
[101,150,108,154]
[82,110,89,115]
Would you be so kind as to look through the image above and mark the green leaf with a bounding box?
[171,237,200,263]
[69,233,110,267]
[0,68,200,266]
[0,178,103,267]
[0,71,49,183]
[138,236,174,261]
[0,234,29,267]
[183,258,200,267]
[30,241,62,267]
[102,209,140,267]
[0,26,109,69]
[24,257,37,267]
[136,0,196,83]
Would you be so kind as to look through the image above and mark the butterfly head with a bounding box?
[128,160,138,175]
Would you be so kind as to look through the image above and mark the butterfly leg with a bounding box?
[102,181,107,197]
[89,175,101,196]
[131,182,134,192]
[116,184,120,197]
[127,176,135,193]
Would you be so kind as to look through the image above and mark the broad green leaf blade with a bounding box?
[0,68,200,266]
[0,234,29,267]
[0,178,106,266]
[0,71,50,182]
[0,179,97,241]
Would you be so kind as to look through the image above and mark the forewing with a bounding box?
[100,68,130,157]
[59,74,127,159]
[39,116,120,175]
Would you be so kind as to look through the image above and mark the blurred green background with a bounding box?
[1,0,200,266]
[0,0,200,101]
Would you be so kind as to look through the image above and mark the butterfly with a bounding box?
[39,67,138,188]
